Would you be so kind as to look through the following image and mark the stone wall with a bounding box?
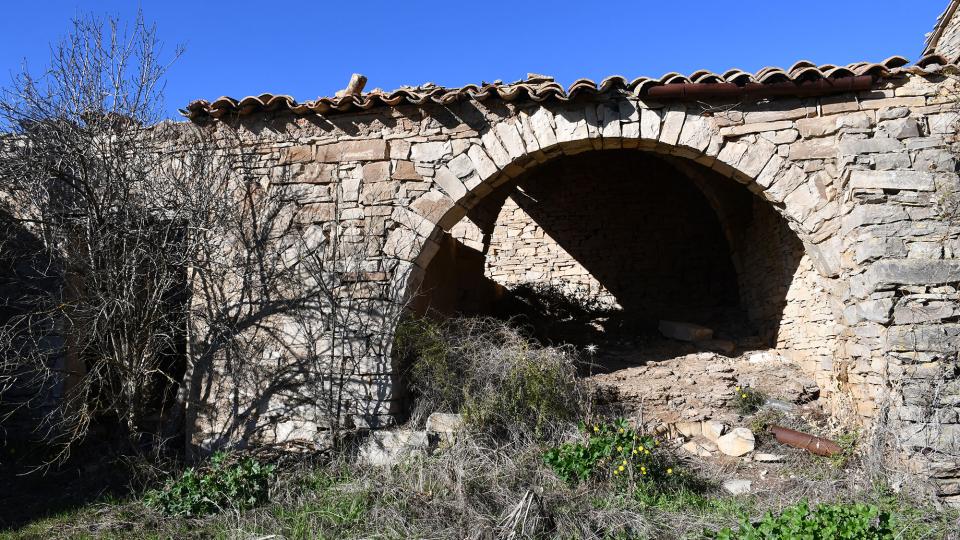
[179,67,960,503]
[929,1,960,61]
[484,151,739,321]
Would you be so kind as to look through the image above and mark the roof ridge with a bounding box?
[183,55,956,122]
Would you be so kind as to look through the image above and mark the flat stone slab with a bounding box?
[722,479,753,495]
[659,320,714,342]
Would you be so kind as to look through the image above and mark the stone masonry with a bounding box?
[180,20,960,501]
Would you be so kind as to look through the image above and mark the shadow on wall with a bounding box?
[413,150,805,352]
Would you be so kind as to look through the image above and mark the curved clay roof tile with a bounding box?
[185,54,951,120]
[686,70,717,83]
[755,69,791,84]
[787,60,818,74]
[822,66,856,79]
[724,71,754,85]
[916,53,951,68]
[598,75,629,91]
[791,66,827,81]
[632,79,661,94]
[881,55,910,68]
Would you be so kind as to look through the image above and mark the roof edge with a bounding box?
[924,0,960,55]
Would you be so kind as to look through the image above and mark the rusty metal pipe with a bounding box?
[769,425,842,457]
[646,75,875,101]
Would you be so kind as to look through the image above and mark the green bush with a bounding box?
[144,452,275,516]
[707,501,893,539]
[543,419,671,485]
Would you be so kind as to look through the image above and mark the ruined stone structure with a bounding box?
[181,2,960,502]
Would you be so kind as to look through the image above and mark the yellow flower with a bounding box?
[593,425,599,432]
[645,449,651,455]
[618,428,625,434]
[654,440,659,446]
[741,393,748,399]
[735,386,741,392]
[632,449,638,455]
[640,467,647,475]
[618,465,625,472]
[622,459,628,465]
[667,468,673,475]
[638,445,644,451]
[613,469,620,475]
[617,446,623,452]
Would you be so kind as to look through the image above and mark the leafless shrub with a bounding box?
[395,316,592,443]
[0,12,402,466]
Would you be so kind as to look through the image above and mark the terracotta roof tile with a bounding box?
[183,55,953,121]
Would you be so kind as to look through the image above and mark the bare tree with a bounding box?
[0,13,409,466]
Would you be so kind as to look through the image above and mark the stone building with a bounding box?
[180,2,960,502]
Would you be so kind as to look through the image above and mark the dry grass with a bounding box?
[5,317,960,539]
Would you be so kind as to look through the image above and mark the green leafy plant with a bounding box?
[144,452,275,516]
[830,430,859,468]
[707,500,893,539]
[543,419,671,485]
[733,385,766,414]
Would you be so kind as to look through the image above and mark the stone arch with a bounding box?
[382,100,846,399]
[391,102,840,299]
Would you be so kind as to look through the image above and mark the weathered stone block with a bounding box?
[411,141,452,163]
[717,428,755,457]
[659,320,713,341]
[789,138,835,160]
[720,120,794,138]
[848,170,935,191]
[838,137,902,155]
[877,117,920,139]
[796,116,839,138]
[316,139,389,162]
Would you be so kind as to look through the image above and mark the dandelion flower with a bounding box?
[617,446,623,452]
[645,449,651,455]
[632,449,637,455]
[638,445,644,451]
[741,393,748,399]
[622,459,628,465]
[613,469,620,475]
[618,465,625,472]
[667,468,673,475]
[735,386,741,392]
[593,425,599,432]
[618,428,625,434]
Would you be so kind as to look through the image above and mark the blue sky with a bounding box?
[0,1,947,119]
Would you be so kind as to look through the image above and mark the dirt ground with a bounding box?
[586,339,852,497]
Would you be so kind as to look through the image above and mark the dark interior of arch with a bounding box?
[410,149,804,354]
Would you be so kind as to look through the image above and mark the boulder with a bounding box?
[358,430,429,467]
[426,412,464,445]
[659,320,714,342]
[675,421,702,438]
[426,412,464,434]
[682,438,718,457]
[717,428,756,457]
[702,420,727,443]
[722,479,753,495]
[698,339,736,355]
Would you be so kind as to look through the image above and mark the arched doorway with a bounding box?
[401,134,839,401]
